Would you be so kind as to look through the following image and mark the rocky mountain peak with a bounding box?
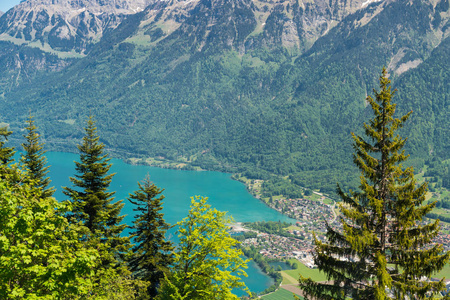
[0,0,155,54]
[14,0,152,14]
[0,0,381,56]
[135,0,379,55]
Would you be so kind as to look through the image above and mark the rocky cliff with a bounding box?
[0,0,387,56]
[0,0,154,54]
[133,0,375,54]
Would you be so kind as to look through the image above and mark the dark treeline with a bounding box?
[426,213,450,224]
[423,157,450,191]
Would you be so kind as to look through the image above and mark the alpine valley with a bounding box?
[0,0,449,194]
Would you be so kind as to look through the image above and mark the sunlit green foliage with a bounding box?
[0,171,98,299]
[158,196,249,300]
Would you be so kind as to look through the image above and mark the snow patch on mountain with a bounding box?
[361,0,383,8]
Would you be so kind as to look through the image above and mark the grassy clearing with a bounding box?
[286,225,302,231]
[430,207,450,218]
[433,263,450,279]
[261,288,302,300]
[280,268,298,285]
[441,189,450,198]
[125,33,152,46]
[303,192,321,202]
[414,166,427,182]
[415,166,450,204]
[281,260,450,283]
[282,259,327,282]
[281,273,297,285]
[323,198,334,205]
[242,54,265,68]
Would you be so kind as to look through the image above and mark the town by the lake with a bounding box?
[231,192,450,273]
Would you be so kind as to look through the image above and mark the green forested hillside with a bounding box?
[396,37,450,160]
[1,0,449,195]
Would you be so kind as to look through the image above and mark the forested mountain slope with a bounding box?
[0,0,449,194]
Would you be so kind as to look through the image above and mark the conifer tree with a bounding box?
[299,69,450,299]
[63,116,129,262]
[0,125,14,166]
[0,125,16,182]
[21,115,55,198]
[128,176,174,298]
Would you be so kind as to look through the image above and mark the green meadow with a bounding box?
[261,288,303,300]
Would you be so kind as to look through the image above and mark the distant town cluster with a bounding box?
[236,196,341,267]
[236,197,450,268]
[240,233,316,268]
[270,197,336,225]
[433,222,450,252]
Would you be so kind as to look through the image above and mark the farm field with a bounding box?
[261,288,303,300]
[433,263,450,279]
[282,259,327,283]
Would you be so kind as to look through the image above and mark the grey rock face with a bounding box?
[0,0,377,55]
[0,0,154,53]
[134,0,375,55]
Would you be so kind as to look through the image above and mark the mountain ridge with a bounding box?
[0,0,449,194]
[0,0,387,56]
[0,0,155,54]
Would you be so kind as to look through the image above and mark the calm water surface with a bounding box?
[44,151,292,294]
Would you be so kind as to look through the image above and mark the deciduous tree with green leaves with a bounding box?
[157,196,249,300]
[21,115,55,198]
[0,170,99,299]
[0,162,147,299]
[299,69,450,299]
[128,176,174,298]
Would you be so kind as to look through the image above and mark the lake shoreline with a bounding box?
[118,154,297,215]
[28,151,291,295]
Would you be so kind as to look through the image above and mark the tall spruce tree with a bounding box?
[299,69,450,299]
[128,176,174,298]
[21,115,55,198]
[0,126,16,182]
[63,116,129,261]
[0,126,14,166]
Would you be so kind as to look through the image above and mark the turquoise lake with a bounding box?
[41,151,294,295]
